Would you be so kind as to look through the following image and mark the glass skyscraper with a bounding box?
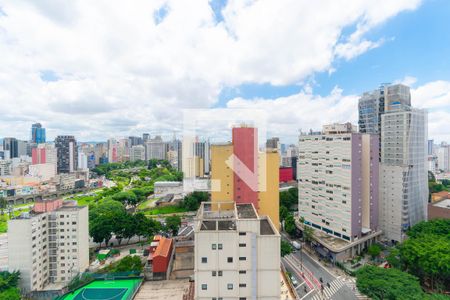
[31,123,46,144]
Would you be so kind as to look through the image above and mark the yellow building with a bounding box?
[211,144,234,203]
[258,150,280,230]
[211,144,280,230]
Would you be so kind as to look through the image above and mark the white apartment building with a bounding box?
[145,136,166,161]
[437,146,450,172]
[130,145,146,162]
[8,199,89,292]
[194,202,280,300]
[0,160,12,176]
[379,108,428,242]
[298,123,379,242]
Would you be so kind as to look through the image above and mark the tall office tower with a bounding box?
[31,123,46,144]
[194,140,211,175]
[145,136,166,160]
[194,202,280,300]
[117,138,130,162]
[143,133,150,142]
[129,136,143,147]
[266,137,280,150]
[379,107,428,242]
[78,152,88,170]
[94,142,107,165]
[107,138,118,163]
[176,139,182,171]
[55,136,78,173]
[211,126,280,230]
[298,123,379,242]
[3,137,18,158]
[358,84,411,160]
[8,199,89,292]
[17,140,28,157]
[437,146,450,172]
[130,145,146,161]
[428,140,434,155]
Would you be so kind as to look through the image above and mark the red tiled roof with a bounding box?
[153,237,173,258]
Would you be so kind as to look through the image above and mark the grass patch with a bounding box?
[137,198,159,210]
[142,205,188,215]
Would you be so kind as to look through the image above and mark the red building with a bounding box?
[32,147,46,164]
[232,127,259,208]
[279,167,294,183]
[148,236,173,279]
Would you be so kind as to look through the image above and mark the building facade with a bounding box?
[31,123,46,144]
[130,145,146,162]
[55,136,78,174]
[194,202,280,300]
[298,123,379,242]
[379,108,428,242]
[211,126,280,230]
[8,199,89,292]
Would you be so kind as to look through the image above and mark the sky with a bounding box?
[0,0,449,143]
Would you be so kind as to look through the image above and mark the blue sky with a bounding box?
[219,0,450,104]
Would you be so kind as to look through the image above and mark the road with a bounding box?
[281,234,367,300]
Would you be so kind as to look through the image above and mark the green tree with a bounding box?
[112,191,138,206]
[368,244,382,260]
[0,197,6,216]
[356,265,425,300]
[284,213,296,236]
[279,205,289,221]
[0,271,21,300]
[303,225,314,245]
[165,215,182,235]
[281,240,293,257]
[407,219,450,239]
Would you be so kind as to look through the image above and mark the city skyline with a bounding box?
[0,1,449,143]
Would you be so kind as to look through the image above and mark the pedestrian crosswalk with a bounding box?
[310,278,345,300]
[339,277,368,300]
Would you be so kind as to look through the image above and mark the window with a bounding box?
[239,257,246,261]
[218,244,223,250]
[239,243,246,247]
[218,271,223,276]
[201,284,207,290]
[227,257,233,263]
[227,284,233,290]
[212,244,217,250]
[239,298,247,300]
[212,271,217,276]
[202,257,207,263]
[239,232,246,236]
[239,270,246,274]
[239,284,246,287]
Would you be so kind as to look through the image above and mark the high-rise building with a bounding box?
[2,137,18,159]
[8,199,89,292]
[129,136,143,147]
[428,139,434,156]
[378,99,428,242]
[194,202,280,300]
[31,123,46,144]
[437,146,450,172]
[143,133,150,142]
[94,142,107,165]
[145,136,166,160]
[298,123,379,242]
[211,126,280,230]
[55,136,78,173]
[359,84,411,160]
[78,152,88,170]
[130,145,146,162]
[107,138,118,163]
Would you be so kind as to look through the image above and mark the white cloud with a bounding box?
[224,80,450,143]
[0,0,423,141]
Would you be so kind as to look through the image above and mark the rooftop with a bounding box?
[433,199,450,209]
[153,237,173,258]
[236,204,258,219]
